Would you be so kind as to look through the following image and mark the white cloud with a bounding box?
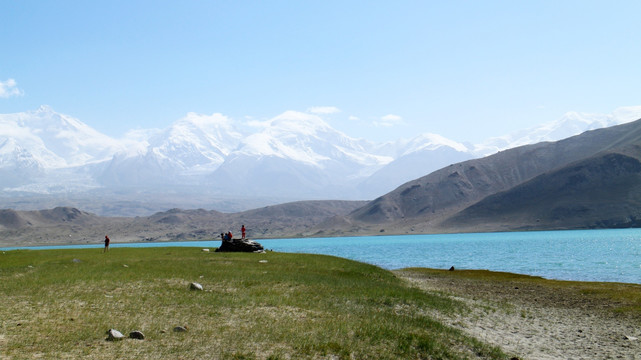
[307,106,341,114]
[375,114,404,127]
[0,79,24,98]
[348,115,360,121]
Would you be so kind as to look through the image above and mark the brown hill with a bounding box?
[344,118,641,234]
[0,200,366,247]
[441,149,641,231]
[0,207,99,230]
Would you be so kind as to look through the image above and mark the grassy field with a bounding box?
[0,247,509,359]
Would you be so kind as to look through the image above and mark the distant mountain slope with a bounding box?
[348,118,641,231]
[357,134,474,198]
[0,200,367,246]
[441,149,641,231]
[0,207,99,230]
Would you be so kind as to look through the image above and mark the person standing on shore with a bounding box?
[104,235,110,252]
[241,225,246,239]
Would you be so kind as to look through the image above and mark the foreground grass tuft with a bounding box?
[0,248,508,359]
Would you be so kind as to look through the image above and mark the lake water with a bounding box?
[2,229,640,284]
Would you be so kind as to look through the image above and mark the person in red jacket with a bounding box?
[241,225,246,239]
[104,235,110,252]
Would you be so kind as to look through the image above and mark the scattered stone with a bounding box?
[129,330,145,340]
[189,282,203,291]
[625,335,638,341]
[123,264,129,268]
[201,248,210,252]
[215,238,264,253]
[106,329,125,341]
[449,266,455,271]
[72,258,81,263]
[259,260,268,263]
[173,326,188,333]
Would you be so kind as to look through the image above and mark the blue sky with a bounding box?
[2,0,640,143]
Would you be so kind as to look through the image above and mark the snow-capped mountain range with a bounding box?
[1,105,641,212]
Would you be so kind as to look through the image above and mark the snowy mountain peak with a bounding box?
[2,105,641,206]
[0,106,123,168]
[402,133,469,155]
[473,106,641,156]
[612,106,641,123]
[266,111,333,136]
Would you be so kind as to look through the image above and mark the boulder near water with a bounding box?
[215,238,264,253]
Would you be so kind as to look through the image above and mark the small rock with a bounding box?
[72,259,81,263]
[201,248,210,252]
[173,326,188,332]
[449,266,455,271]
[123,264,129,268]
[259,260,268,263]
[189,282,203,291]
[106,329,124,341]
[625,335,638,341]
[129,330,145,340]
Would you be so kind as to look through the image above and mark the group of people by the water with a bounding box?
[221,225,246,241]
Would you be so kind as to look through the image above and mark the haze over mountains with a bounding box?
[1,105,641,216]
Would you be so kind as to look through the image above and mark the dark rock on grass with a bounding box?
[173,326,188,332]
[106,329,124,341]
[129,330,145,340]
[215,238,264,253]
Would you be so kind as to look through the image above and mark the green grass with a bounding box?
[0,248,508,359]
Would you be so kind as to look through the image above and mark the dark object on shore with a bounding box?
[129,330,145,340]
[216,238,264,253]
[449,266,455,271]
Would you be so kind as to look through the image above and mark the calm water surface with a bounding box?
[3,229,640,284]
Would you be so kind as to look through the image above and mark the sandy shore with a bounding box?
[396,269,641,360]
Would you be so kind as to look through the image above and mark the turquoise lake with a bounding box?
[3,229,640,284]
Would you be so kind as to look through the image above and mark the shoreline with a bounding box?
[2,240,640,287]
[397,268,641,359]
